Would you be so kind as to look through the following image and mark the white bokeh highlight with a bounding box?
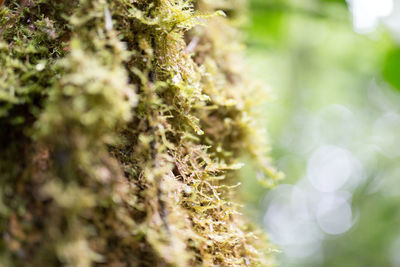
[316,192,353,235]
[307,145,354,192]
[347,0,393,33]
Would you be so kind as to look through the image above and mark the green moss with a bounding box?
[0,0,281,266]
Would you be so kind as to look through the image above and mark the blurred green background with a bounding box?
[241,0,400,266]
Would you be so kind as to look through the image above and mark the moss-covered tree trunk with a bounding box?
[0,0,279,266]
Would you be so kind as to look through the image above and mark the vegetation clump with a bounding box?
[0,0,280,266]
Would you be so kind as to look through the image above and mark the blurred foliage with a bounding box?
[383,47,400,91]
[243,0,400,266]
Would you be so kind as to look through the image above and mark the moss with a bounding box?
[0,0,281,266]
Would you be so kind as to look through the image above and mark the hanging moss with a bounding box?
[0,0,281,266]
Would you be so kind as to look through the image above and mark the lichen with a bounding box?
[0,0,281,266]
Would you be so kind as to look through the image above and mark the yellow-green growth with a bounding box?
[0,0,280,266]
